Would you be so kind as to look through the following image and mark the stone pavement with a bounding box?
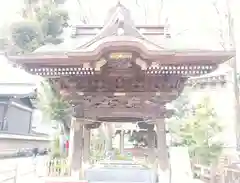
[0,156,206,183]
[0,156,47,183]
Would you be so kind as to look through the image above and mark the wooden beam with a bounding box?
[62,91,179,100]
[82,105,170,119]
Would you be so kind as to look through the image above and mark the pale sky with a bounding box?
[0,0,239,43]
[0,0,239,83]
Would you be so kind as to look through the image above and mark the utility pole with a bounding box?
[214,0,239,150]
[225,0,240,150]
[231,42,240,150]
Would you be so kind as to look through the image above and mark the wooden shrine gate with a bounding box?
[9,2,234,180]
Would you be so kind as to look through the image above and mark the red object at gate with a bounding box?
[65,140,69,149]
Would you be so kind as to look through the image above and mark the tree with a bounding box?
[37,80,71,135]
[22,0,39,19]
[135,0,166,25]
[76,0,90,24]
[11,21,44,53]
[22,0,67,19]
[10,0,69,53]
[169,96,223,165]
[169,94,193,120]
[35,4,69,38]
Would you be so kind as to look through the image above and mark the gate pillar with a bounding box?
[156,118,170,183]
[106,123,113,151]
[68,104,84,179]
[68,118,84,179]
[119,130,124,154]
[83,127,91,164]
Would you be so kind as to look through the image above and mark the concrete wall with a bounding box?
[0,98,33,135]
[5,105,32,134]
[0,134,51,150]
[0,104,6,128]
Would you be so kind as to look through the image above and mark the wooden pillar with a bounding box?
[147,130,155,148]
[156,118,170,183]
[106,123,113,151]
[68,104,84,179]
[68,118,84,179]
[119,130,124,154]
[59,132,65,156]
[83,127,91,164]
[147,129,156,165]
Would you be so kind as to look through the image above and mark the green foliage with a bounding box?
[46,14,63,37]
[90,132,106,162]
[10,0,69,53]
[10,21,44,52]
[115,154,132,160]
[36,5,69,38]
[0,38,9,50]
[169,96,223,165]
[51,135,61,158]
[35,5,52,22]
[114,149,132,160]
[128,130,149,147]
[170,94,194,120]
[37,80,71,133]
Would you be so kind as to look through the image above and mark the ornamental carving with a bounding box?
[80,95,174,110]
[49,62,187,95]
[84,122,101,129]
[72,104,84,118]
[57,75,186,93]
[83,96,142,109]
[107,58,132,69]
[108,52,133,60]
[47,60,186,119]
[137,122,154,130]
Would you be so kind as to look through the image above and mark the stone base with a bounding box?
[71,170,81,179]
[158,169,170,183]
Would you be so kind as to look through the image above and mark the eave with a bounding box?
[7,2,236,79]
[8,49,235,66]
[8,1,235,67]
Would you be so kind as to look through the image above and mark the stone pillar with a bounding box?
[119,130,124,154]
[83,127,91,164]
[156,118,170,183]
[68,118,84,179]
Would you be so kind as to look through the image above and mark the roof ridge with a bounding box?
[75,3,165,50]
